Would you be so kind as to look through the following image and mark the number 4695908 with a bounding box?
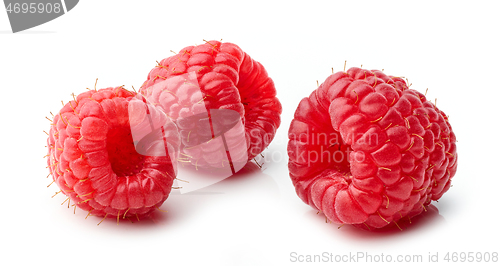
[6,2,62,14]
[443,252,498,263]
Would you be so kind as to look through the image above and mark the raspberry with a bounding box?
[140,40,282,174]
[287,67,457,230]
[46,87,180,222]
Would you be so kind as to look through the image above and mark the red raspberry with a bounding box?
[46,87,180,222]
[140,40,282,174]
[287,67,457,230]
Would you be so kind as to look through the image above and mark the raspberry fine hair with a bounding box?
[287,67,457,230]
[140,40,282,173]
[46,87,180,222]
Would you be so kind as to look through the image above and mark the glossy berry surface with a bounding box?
[287,67,457,229]
[46,87,180,220]
[140,41,282,173]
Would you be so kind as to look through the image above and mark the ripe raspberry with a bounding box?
[287,67,457,230]
[140,40,282,174]
[46,87,180,221]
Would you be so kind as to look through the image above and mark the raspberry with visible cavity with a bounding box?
[287,67,457,230]
[46,87,180,222]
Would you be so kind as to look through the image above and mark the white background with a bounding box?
[1,1,499,265]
